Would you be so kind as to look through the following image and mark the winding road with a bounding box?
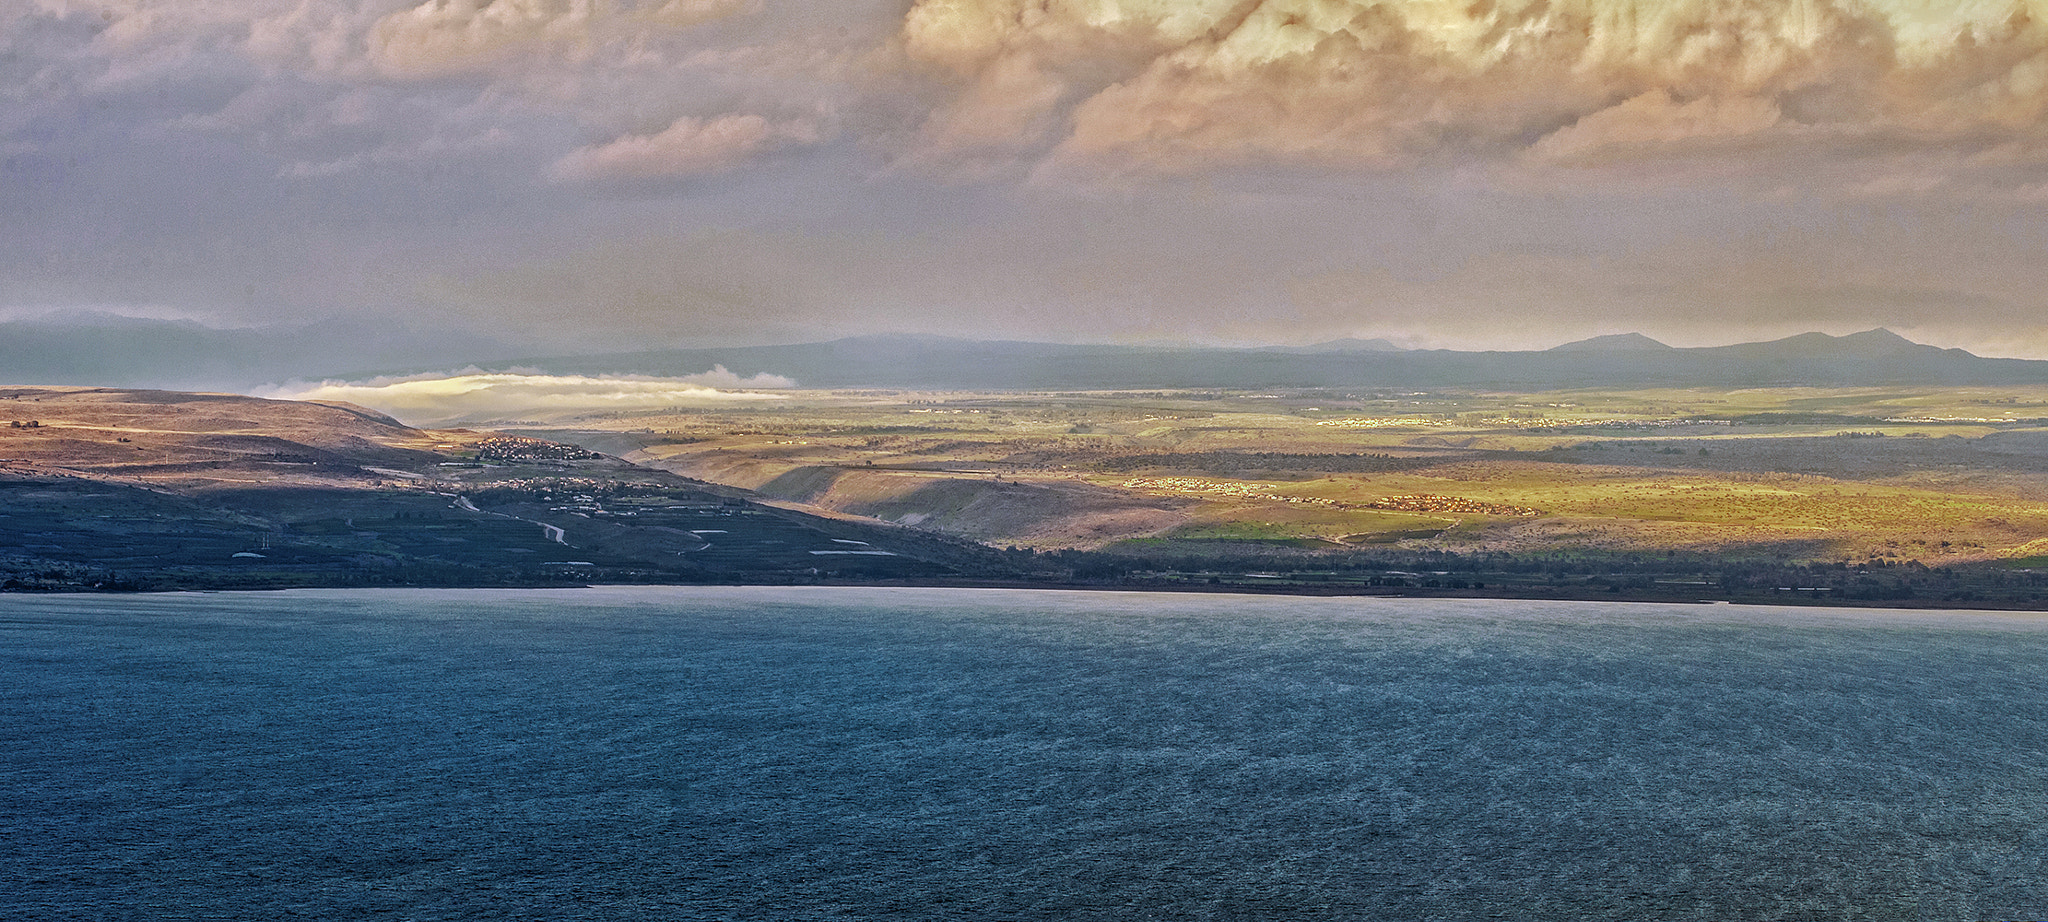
[452,494,569,546]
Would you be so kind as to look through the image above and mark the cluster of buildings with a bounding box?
[472,436,602,463]
[1366,494,1541,517]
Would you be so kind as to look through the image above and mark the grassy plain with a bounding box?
[518,385,2048,567]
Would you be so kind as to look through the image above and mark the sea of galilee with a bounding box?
[5,587,2047,921]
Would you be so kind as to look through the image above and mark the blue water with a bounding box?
[4,588,2047,921]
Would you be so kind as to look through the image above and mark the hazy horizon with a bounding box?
[0,304,2002,355]
[11,0,2048,363]
[0,308,2018,400]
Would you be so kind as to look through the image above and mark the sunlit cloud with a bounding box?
[899,0,2048,187]
[551,113,824,181]
[268,368,794,426]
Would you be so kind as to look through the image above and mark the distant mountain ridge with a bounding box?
[0,313,517,390]
[1548,333,1673,352]
[1262,337,1406,354]
[484,328,2044,390]
[2,314,2037,391]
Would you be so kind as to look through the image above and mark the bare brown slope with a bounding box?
[0,386,457,485]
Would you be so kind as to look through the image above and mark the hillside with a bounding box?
[1,386,446,484]
[0,387,994,590]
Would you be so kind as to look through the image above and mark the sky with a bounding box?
[10,0,2048,359]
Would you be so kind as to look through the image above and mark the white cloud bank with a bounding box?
[271,367,794,425]
[896,0,2048,187]
[31,0,2048,188]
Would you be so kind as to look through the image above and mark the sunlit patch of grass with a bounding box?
[1340,528,1451,544]
[1162,522,1321,541]
[1169,505,1449,543]
[523,386,2048,562]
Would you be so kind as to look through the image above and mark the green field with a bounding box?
[516,385,2048,568]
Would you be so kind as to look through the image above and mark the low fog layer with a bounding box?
[273,369,793,428]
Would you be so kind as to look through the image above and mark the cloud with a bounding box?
[27,0,2048,197]
[892,0,2048,188]
[243,2,381,77]
[367,0,756,79]
[893,0,1222,173]
[24,0,2048,366]
[1528,90,1788,164]
[47,0,2048,196]
[550,112,823,180]
[270,368,794,425]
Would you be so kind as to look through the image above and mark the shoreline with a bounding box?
[11,575,2048,613]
